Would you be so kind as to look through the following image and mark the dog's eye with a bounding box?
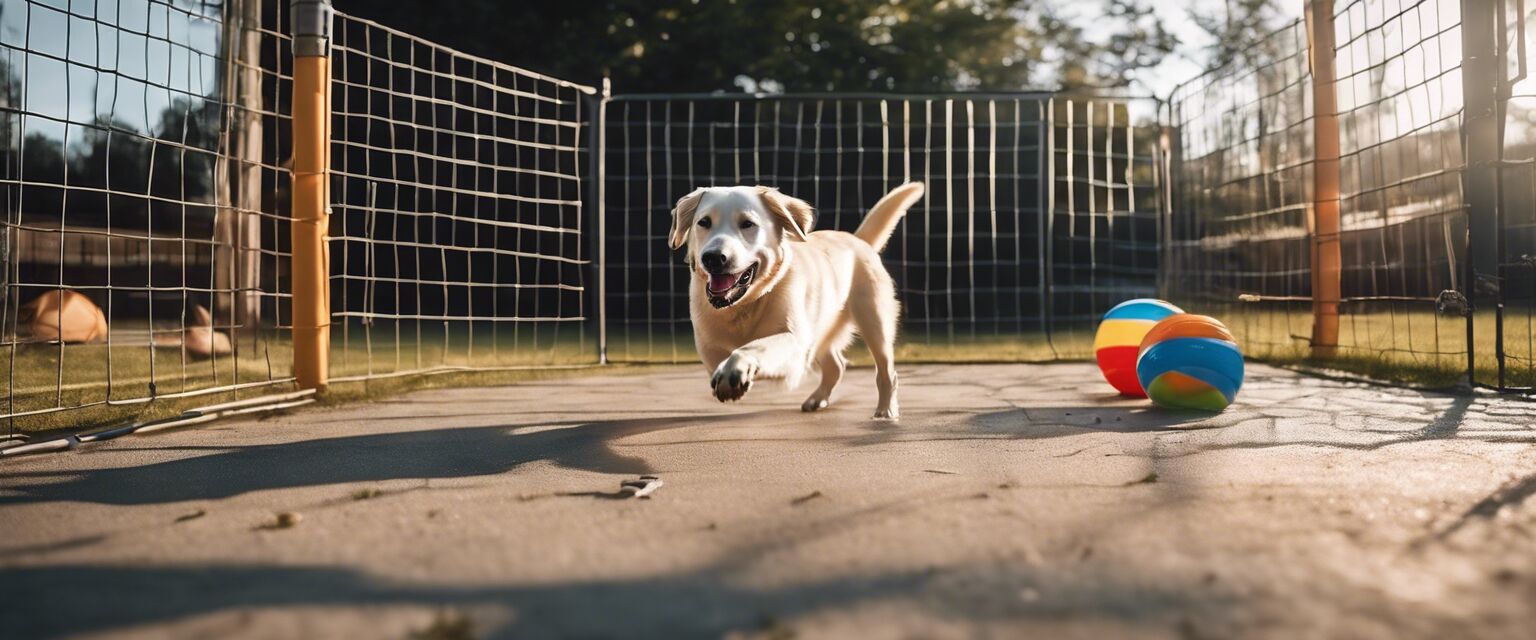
[697,218,712,229]
[739,219,755,229]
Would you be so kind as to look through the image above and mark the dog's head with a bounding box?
[668,186,814,309]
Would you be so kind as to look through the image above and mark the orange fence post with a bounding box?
[1305,0,1341,359]
[290,0,332,389]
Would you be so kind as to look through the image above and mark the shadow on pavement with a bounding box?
[0,413,760,507]
[0,559,1229,639]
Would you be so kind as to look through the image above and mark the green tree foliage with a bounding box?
[338,0,1176,92]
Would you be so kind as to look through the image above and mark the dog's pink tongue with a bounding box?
[708,272,741,294]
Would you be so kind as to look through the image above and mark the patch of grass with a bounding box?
[0,335,300,435]
[350,488,384,501]
[9,306,1530,436]
[254,511,303,531]
[1213,305,1522,389]
[0,324,612,435]
[607,329,1095,365]
[2,362,657,436]
[410,610,476,640]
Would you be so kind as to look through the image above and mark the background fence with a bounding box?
[8,0,1536,437]
[1165,0,1534,390]
[1,0,294,435]
[601,94,1161,363]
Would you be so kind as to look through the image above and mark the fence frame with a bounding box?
[20,0,1536,431]
[593,79,611,365]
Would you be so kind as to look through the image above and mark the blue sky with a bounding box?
[3,0,224,145]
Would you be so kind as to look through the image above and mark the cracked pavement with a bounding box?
[2,363,1534,639]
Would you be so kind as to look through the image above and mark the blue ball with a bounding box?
[1135,314,1244,411]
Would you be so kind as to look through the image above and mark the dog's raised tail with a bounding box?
[854,182,925,252]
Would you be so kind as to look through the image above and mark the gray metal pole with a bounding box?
[1461,0,1502,388]
[290,0,333,57]
[596,78,610,365]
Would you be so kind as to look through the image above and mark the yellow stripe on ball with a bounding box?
[1092,319,1155,351]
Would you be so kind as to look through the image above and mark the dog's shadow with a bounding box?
[0,413,757,507]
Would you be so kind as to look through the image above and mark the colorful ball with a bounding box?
[1093,299,1184,397]
[1135,314,1244,411]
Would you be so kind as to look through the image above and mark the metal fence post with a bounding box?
[1461,0,1504,388]
[291,0,333,389]
[1305,0,1342,360]
[1042,98,1055,347]
[595,78,610,365]
[1157,118,1176,303]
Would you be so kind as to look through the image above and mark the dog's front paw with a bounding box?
[711,354,759,402]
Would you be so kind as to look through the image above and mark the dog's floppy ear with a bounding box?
[756,187,814,242]
[669,188,707,250]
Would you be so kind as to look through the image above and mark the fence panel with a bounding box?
[16,0,1536,435]
[1,0,294,434]
[326,11,599,382]
[601,93,1160,364]
[1166,0,1471,386]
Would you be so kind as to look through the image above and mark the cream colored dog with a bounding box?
[668,182,925,419]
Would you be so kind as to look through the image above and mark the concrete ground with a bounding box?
[1,362,1535,639]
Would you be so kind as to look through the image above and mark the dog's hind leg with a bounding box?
[802,318,852,412]
[802,349,847,412]
[851,282,900,420]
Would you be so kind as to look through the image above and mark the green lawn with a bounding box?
[1,323,600,435]
[5,308,1532,436]
[1212,305,1536,389]
[605,328,1096,366]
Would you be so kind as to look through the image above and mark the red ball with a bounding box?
[1095,346,1143,397]
[1093,299,1184,397]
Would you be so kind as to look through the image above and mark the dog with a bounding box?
[668,182,925,419]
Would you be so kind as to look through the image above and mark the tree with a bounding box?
[1188,0,1289,71]
[337,0,1178,92]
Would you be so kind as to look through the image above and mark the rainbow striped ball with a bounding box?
[1094,299,1184,397]
[1135,314,1244,411]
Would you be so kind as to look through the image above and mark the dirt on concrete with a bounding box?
[1,363,1534,639]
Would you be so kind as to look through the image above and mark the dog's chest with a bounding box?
[692,293,787,345]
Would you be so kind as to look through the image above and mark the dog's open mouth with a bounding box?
[705,262,759,308]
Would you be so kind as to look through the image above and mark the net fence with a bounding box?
[601,94,1162,364]
[326,11,598,383]
[1,0,293,435]
[1164,0,1475,386]
[12,0,1536,436]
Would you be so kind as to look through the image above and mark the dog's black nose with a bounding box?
[700,251,727,272]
